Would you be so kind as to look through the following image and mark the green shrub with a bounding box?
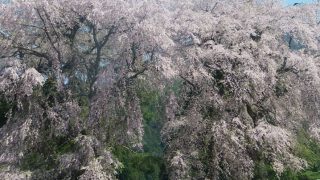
[259,129,320,180]
[45,136,77,155]
[253,160,278,180]
[112,145,167,180]
[298,171,320,180]
[20,152,43,170]
[280,169,299,180]
[20,152,56,171]
[295,130,320,168]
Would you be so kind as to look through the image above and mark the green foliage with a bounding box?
[43,77,58,96]
[138,86,162,124]
[80,104,89,119]
[113,80,168,179]
[246,104,261,126]
[57,139,76,155]
[42,77,59,107]
[125,79,188,179]
[78,96,89,107]
[275,80,288,97]
[252,129,320,180]
[0,98,12,128]
[288,129,320,180]
[253,160,278,180]
[20,136,76,171]
[295,130,320,168]
[280,169,299,180]
[298,171,320,180]
[169,79,184,97]
[0,163,6,171]
[143,124,163,155]
[210,69,233,98]
[44,136,77,155]
[112,145,167,180]
[20,152,54,171]
[265,113,277,126]
[277,169,320,180]
[201,105,220,119]
[78,96,90,135]
[198,137,212,177]
[136,81,165,156]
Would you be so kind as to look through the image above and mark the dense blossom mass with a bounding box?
[0,0,320,179]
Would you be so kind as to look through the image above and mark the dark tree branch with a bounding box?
[127,66,148,80]
[36,8,62,62]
